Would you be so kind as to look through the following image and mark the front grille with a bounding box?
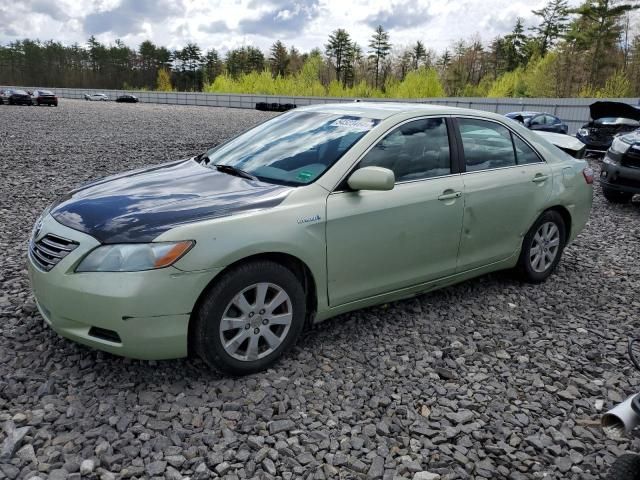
[29,233,79,271]
[622,148,640,169]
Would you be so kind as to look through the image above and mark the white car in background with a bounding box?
[535,131,586,159]
[84,93,109,101]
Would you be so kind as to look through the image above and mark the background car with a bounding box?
[115,94,139,103]
[505,111,569,134]
[576,101,640,152]
[0,89,32,105]
[84,93,109,101]
[600,131,640,203]
[32,89,58,106]
[28,103,593,374]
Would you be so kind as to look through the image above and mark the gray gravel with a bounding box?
[1,99,639,480]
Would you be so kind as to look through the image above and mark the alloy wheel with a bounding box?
[219,282,293,361]
[529,221,560,273]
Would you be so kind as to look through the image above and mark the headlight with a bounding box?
[577,128,590,137]
[76,241,194,272]
[610,137,631,155]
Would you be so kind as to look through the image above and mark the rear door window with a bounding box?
[513,136,542,165]
[458,119,516,172]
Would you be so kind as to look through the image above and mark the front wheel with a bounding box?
[606,454,640,480]
[194,261,306,375]
[518,210,566,283]
[603,187,633,204]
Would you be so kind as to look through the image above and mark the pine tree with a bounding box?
[412,41,427,69]
[288,46,304,75]
[368,25,392,89]
[568,0,639,86]
[269,41,289,77]
[532,0,570,55]
[203,49,222,84]
[503,18,528,70]
[325,29,352,85]
[437,50,452,72]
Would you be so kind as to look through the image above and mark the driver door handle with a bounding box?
[438,190,462,201]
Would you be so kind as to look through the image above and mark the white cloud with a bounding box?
[0,0,592,55]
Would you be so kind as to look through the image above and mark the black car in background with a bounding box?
[505,111,569,134]
[576,101,640,152]
[31,89,58,106]
[0,89,32,105]
[601,131,640,203]
[116,94,139,103]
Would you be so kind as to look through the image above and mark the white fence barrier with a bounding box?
[4,85,639,134]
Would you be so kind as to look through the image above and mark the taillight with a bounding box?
[583,167,594,184]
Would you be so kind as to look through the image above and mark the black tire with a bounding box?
[603,186,633,204]
[606,454,640,480]
[518,210,566,283]
[194,260,306,375]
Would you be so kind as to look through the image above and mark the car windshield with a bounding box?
[40,90,53,95]
[14,90,27,95]
[204,111,379,186]
[595,117,640,126]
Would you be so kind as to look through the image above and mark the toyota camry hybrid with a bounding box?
[28,103,593,374]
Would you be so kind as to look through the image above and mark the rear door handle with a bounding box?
[438,190,462,201]
[532,174,550,183]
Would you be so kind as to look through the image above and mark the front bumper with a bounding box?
[576,135,611,151]
[27,214,220,360]
[600,159,640,194]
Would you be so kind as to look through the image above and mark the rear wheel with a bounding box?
[194,260,306,375]
[518,210,566,283]
[603,186,633,204]
[606,454,640,480]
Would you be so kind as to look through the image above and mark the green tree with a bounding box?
[368,25,392,89]
[531,0,570,55]
[568,0,639,87]
[325,29,352,85]
[203,49,223,84]
[156,68,173,91]
[437,50,452,72]
[287,46,304,75]
[412,40,427,69]
[503,18,529,70]
[269,41,289,77]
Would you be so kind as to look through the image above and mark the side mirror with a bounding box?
[347,166,395,191]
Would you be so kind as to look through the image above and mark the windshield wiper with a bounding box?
[213,164,257,181]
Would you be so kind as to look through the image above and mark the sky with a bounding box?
[1,0,585,55]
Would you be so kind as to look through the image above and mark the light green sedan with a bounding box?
[28,103,593,374]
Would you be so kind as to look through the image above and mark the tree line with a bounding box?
[1,0,639,98]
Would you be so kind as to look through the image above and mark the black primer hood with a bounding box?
[50,159,292,243]
[590,101,640,121]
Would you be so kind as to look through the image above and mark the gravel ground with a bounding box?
[1,99,639,480]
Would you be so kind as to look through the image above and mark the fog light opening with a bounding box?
[88,327,122,343]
